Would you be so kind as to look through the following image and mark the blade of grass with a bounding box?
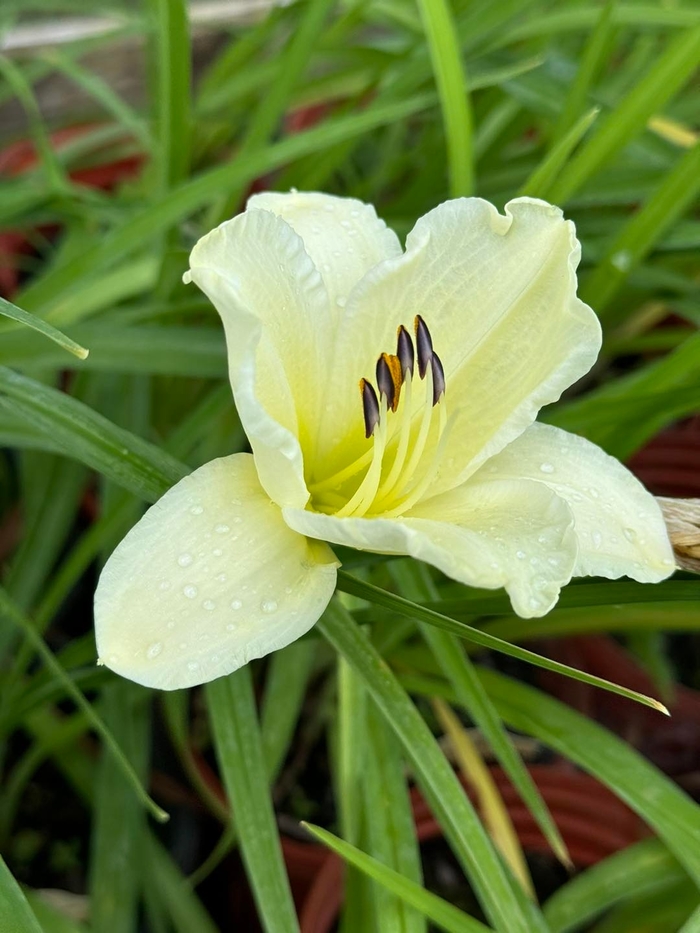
[0,54,68,192]
[260,639,317,783]
[144,834,219,933]
[390,560,571,870]
[15,91,436,320]
[90,681,150,933]
[206,668,299,933]
[336,655,374,933]
[0,855,44,933]
[547,24,700,203]
[581,141,700,318]
[474,669,700,886]
[147,0,190,191]
[303,822,492,933]
[364,699,426,933]
[0,587,168,824]
[519,107,599,200]
[0,296,88,360]
[680,904,700,933]
[482,602,700,644]
[433,698,535,898]
[337,571,669,715]
[551,0,614,141]
[0,367,187,502]
[317,599,548,933]
[586,877,697,932]
[549,331,700,458]
[41,48,151,150]
[415,0,473,196]
[0,325,226,378]
[543,838,686,933]
[24,892,88,933]
[210,0,336,224]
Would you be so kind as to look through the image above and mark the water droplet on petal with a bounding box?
[230,599,242,610]
[539,462,555,474]
[624,527,637,542]
[190,505,204,515]
[159,581,171,591]
[178,553,193,567]
[226,622,237,632]
[215,524,230,534]
[146,642,163,659]
[203,599,216,611]
[187,661,200,673]
[216,573,227,582]
[516,550,526,560]
[592,531,602,549]
[262,599,278,614]
[183,585,198,599]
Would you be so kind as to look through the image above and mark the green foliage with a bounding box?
[0,0,699,930]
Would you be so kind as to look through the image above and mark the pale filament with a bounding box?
[334,398,389,518]
[374,366,436,510]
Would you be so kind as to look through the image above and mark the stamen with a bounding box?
[431,352,445,405]
[375,353,403,412]
[414,315,433,378]
[396,325,414,377]
[374,375,412,502]
[312,315,447,518]
[360,378,380,439]
[381,404,453,517]
[335,398,389,518]
[390,363,435,497]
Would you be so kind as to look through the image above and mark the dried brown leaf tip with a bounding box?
[657,497,700,573]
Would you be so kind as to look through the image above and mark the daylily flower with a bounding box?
[95,192,675,690]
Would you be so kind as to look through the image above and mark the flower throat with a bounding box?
[311,317,450,519]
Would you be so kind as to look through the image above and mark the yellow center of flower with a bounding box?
[309,317,450,518]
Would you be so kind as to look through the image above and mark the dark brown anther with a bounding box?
[376,353,403,412]
[360,378,380,438]
[376,354,396,410]
[414,315,433,379]
[431,352,445,405]
[396,325,414,377]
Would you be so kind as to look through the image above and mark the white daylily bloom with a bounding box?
[95,192,675,690]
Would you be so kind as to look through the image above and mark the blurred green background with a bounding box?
[1,1,700,931]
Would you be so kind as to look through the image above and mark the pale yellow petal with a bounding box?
[95,455,338,690]
[475,422,676,582]
[285,478,576,617]
[187,208,334,507]
[247,190,401,314]
[314,196,601,487]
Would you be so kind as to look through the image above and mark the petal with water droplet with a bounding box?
[95,454,338,690]
[478,422,675,582]
[247,190,401,315]
[187,209,333,508]
[284,478,576,618]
